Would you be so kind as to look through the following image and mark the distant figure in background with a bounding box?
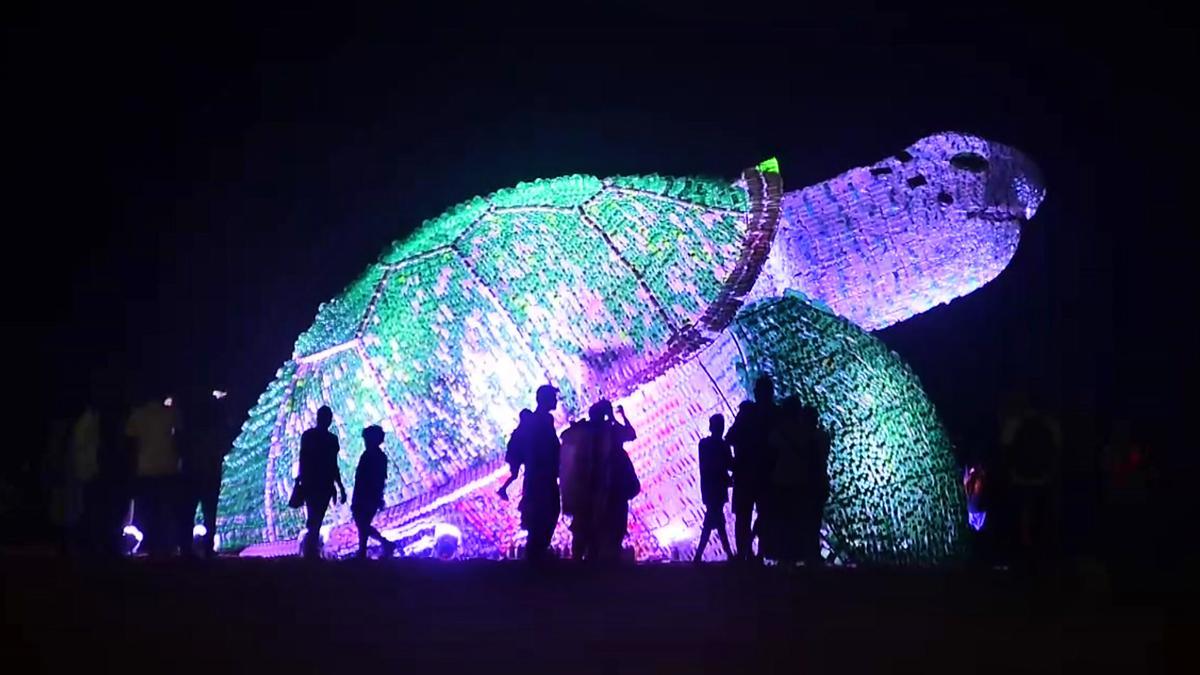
[92,375,134,557]
[497,409,533,501]
[297,406,346,560]
[1100,419,1157,571]
[512,385,561,562]
[69,405,103,544]
[351,425,395,559]
[43,410,82,554]
[693,414,734,562]
[179,389,235,557]
[126,395,182,557]
[998,392,1062,569]
[726,374,779,562]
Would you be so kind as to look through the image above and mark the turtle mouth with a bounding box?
[964,208,1026,226]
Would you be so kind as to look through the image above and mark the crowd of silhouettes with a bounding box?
[38,376,237,560]
[722,375,832,564]
[557,398,640,562]
[491,375,828,564]
[32,372,1160,571]
[958,388,1163,578]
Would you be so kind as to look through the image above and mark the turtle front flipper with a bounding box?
[724,293,967,565]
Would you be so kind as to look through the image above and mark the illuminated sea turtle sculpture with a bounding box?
[217,132,1044,564]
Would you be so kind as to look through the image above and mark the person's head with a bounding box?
[709,414,725,437]
[1110,418,1133,445]
[316,406,333,430]
[999,387,1034,419]
[519,408,533,422]
[535,385,558,412]
[754,374,775,404]
[588,399,612,423]
[362,424,384,447]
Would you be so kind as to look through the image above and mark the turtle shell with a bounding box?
[218,167,782,549]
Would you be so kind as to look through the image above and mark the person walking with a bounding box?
[297,406,346,559]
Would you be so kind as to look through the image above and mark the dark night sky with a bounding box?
[5,6,1195,479]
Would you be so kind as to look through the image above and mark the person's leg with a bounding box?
[613,502,629,561]
[694,522,712,563]
[200,479,220,556]
[360,509,395,556]
[82,479,102,556]
[178,475,199,558]
[716,513,734,559]
[734,500,753,561]
[355,509,387,546]
[525,511,554,562]
[142,478,167,557]
[132,478,151,555]
[354,514,369,557]
[570,515,589,561]
[750,500,768,562]
[304,495,329,559]
[595,503,627,563]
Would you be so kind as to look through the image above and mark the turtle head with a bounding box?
[755,132,1045,330]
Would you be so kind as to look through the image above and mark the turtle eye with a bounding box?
[950,152,989,173]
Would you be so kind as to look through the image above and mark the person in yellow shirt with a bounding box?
[126,396,181,557]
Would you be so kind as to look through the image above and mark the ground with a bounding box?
[2,554,1171,673]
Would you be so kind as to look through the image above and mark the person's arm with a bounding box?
[615,406,636,442]
[296,433,308,485]
[725,406,747,448]
[333,438,347,503]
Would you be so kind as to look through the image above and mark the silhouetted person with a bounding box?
[298,406,346,559]
[761,397,808,563]
[352,425,395,559]
[512,386,561,562]
[1100,420,1157,571]
[726,374,778,562]
[179,390,235,557]
[497,409,533,501]
[126,395,181,557]
[560,402,607,561]
[41,413,71,553]
[797,403,830,565]
[93,382,133,558]
[591,401,638,562]
[694,414,734,562]
[998,392,1062,570]
[561,400,638,562]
